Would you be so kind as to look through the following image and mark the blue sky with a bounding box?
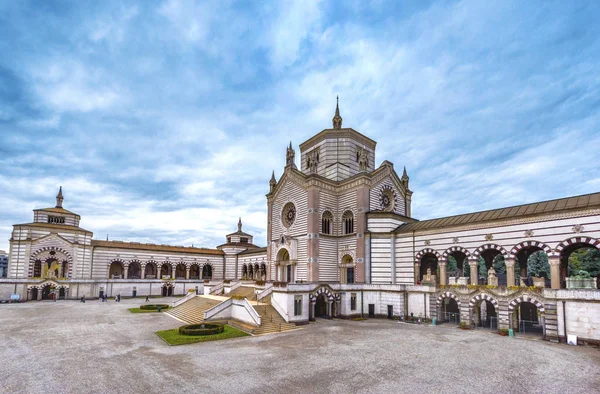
[1,0,599,253]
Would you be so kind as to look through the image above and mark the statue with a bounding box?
[356,146,369,172]
[487,266,496,277]
[487,266,498,286]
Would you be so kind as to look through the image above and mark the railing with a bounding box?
[270,294,289,321]
[256,284,273,302]
[172,291,196,308]
[209,282,224,295]
[240,298,261,326]
[229,281,242,293]
[204,298,232,320]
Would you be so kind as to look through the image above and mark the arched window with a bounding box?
[321,211,333,235]
[33,260,42,277]
[342,211,354,234]
[202,264,213,280]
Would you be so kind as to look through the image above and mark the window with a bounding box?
[321,211,333,234]
[350,293,357,311]
[346,267,355,284]
[227,237,231,243]
[294,295,302,316]
[47,216,65,224]
[240,237,248,243]
[342,211,354,234]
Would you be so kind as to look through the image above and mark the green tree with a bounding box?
[527,251,550,278]
[447,256,458,276]
[568,248,600,277]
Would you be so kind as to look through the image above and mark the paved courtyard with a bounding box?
[1,298,599,394]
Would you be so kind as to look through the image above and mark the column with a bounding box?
[327,301,333,318]
[505,258,515,286]
[307,188,320,282]
[549,256,561,289]
[310,300,316,321]
[414,263,420,284]
[355,185,370,283]
[37,289,42,300]
[439,261,447,286]
[123,266,128,279]
[141,265,146,279]
[365,233,371,284]
[390,233,396,284]
[469,258,478,285]
[186,267,190,280]
[171,266,176,280]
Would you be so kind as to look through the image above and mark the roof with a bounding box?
[91,240,224,255]
[226,230,253,237]
[216,242,261,249]
[299,128,377,151]
[396,191,600,233]
[13,222,92,233]
[34,207,80,217]
[238,246,267,256]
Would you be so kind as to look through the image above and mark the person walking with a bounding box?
[145,295,149,302]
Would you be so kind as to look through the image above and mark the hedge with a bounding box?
[178,323,225,336]
[140,304,170,311]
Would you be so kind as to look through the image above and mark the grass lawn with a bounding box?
[128,306,172,313]
[156,325,249,345]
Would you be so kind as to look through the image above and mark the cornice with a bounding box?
[299,128,377,152]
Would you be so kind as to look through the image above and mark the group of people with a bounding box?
[99,294,121,302]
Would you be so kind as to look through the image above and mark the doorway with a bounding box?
[387,305,393,319]
[368,304,375,317]
[315,294,327,318]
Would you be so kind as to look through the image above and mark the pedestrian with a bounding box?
[117,294,121,302]
[145,295,149,302]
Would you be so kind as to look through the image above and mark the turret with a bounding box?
[56,186,64,208]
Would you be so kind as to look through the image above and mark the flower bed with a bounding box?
[179,323,225,336]
[139,304,170,310]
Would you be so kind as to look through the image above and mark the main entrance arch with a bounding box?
[469,293,499,330]
[436,292,461,325]
[309,286,340,320]
[508,295,546,337]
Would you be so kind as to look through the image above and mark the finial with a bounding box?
[402,166,408,178]
[238,217,242,232]
[270,170,276,183]
[55,186,64,208]
[332,96,342,129]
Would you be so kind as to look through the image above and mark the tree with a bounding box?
[527,251,550,278]
[568,248,600,277]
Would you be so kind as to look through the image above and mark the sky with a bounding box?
[1,0,600,253]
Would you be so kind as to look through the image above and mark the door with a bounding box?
[368,304,375,317]
[99,290,104,299]
[286,265,292,283]
[347,267,355,284]
[387,305,393,319]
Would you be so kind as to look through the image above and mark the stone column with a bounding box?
[469,258,479,285]
[327,301,333,318]
[505,258,515,287]
[365,233,372,284]
[37,289,42,300]
[307,187,320,282]
[439,261,447,286]
[310,300,316,321]
[414,263,420,284]
[171,266,176,280]
[355,184,370,283]
[186,267,190,280]
[549,257,561,289]
[123,266,128,279]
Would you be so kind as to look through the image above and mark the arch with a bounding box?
[259,263,267,280]
[29,247,73,279]
[441,246,471,261]
[468,292,499,308]
[340,254,355,284]
[175,263,187,279]
[473,244,509,257]
[127,260,141,279]
[321,210,333,235]
[436,291,461,324]
[144,262,157,279]
[277,248,290,262]
[554,236,600,256]
[510,240,552,257]
[435,291,462,307]
[469,293,499,329]
[202,263,213,280]
[507,294,545,313]
[189,263,200,279]
[415,248,442,263]
[241,264,248,279]
[109,260,124,279]
[342,210,354,234]
[309,285,340,302]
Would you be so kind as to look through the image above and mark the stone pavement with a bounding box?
[1,298,599,394]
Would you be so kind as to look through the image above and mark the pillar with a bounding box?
[355,185,370,283]
[505,257,515,286]
[37,289,42,300]
[549,256,561,289]
[310,300,316,321]
[307,187,320,282]
[365,233,372,284]
[390,233,396,284]
[439,261,447,285]
[327,301,333,318]
[469,258,479,285]
[171,266,176,280]
[186,267,190,280]
[414,263,420,284]
[123,266,128,279]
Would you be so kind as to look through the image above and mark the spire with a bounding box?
[402,166,408,179]
[238,217,242,232]
[270,170,276,184]
[332,95,343,129]
[286,142,296,168]
[55,186,64,208]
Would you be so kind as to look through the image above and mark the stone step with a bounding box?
[228,286,256,300]
[166,296,222,325]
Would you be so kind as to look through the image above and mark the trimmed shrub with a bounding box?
[179,323,225,336]
[140,304,170,311]
[230,294,245,300]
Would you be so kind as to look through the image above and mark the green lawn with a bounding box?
[128,306,172,313]
[156,325,249,345]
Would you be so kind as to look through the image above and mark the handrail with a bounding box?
[240,298,261,326]
[256,284,273,301]
[209,281,224,295]
[172,292,196,308]
[203,298,232,320]
[270,294,289,322]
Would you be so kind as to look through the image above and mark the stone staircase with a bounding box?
[166,296,222,324]
[253,304,298,335]
[228,286,256,300]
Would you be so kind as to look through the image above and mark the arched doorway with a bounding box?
[277,248,293,283]
[127,262,141,279]
[248,264,254,279]
[315,294,327,318]
[437,293,460,325]
[473,300,497,330]
[189,264,200,279]
[175,264,186,279]
[511,301,544,337]
[162,284,173,297]
[340,255,355,284]
[242,264,248,279]
[260,263,267,280]
[202,264,212,280]
[30,287,38,300]
[109,261,124,279]
[41,284,53,300]
[559,239,600,289]
[144,263,156,279]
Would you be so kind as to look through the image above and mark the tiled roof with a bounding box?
[13,222,92,233]
[238,246,267,255]
[396,191,600,233]
[91,240,224,255]
[226,230,253,237]
[34,207,80,217]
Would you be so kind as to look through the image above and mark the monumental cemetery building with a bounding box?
[2,101,599,344]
